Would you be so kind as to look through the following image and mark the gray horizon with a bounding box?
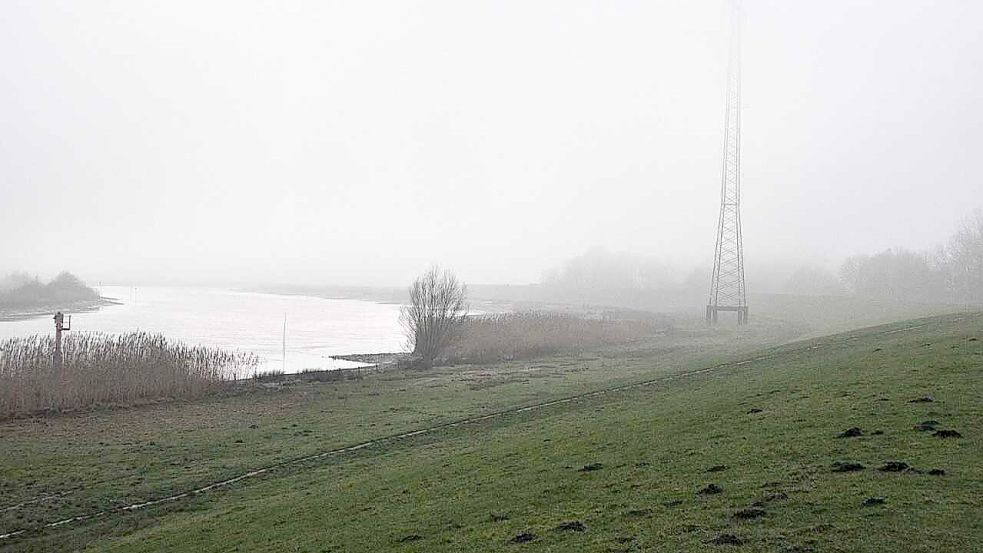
[2,0,981,289]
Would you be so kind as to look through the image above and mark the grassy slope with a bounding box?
[0,321,800,550]
[749,293,968,337]
[1,312,977,552]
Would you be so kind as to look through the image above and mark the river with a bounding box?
[0,286,406,375]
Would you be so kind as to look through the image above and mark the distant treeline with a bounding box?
[0,272,100,310]
[537,248,705,313]
[827,210,982,304]
[542,210,983,307]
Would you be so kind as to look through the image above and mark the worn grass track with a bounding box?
[2,312,982,551]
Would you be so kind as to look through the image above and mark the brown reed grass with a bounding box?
[442,311,662,365]
[0,332,257,418]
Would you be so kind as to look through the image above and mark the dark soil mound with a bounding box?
[831,461,865,473]
[698,483,724,495]
[397,534,423,543]
[878,461,909,472]
[928,468,946,476]
[933,429,962,438]
[862,497,885,507]
[554,521,587,532]
[747,408,763,414]
[837,427,863,438]
[733,507,766,520]
[578,462,604,472]
[908,395,935,403]
[707,464,729,473]
[509,532,536,544]
[707,533,744,546]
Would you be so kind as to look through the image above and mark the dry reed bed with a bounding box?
[443,312,662,364]
[0,332,257,418]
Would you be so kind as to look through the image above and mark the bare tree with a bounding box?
[942,209,983,304]
[400,266,468,368]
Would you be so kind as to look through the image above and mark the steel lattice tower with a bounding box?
[707,1,748,325]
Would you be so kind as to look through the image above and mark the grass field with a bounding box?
[1,312,981,551]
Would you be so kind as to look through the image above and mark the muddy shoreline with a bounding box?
[0,297,121,322]
[330,352,409,365]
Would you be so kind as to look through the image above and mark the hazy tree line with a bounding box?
[838,210,983,304]
[0,272,100,309]
[541,247,704,312]
[542,210,983,306]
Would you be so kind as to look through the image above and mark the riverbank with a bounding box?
[0,311,801,545]
[331,351,409,366]
[0,297,120,322]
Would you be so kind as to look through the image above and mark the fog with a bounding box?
[1,0,981,288]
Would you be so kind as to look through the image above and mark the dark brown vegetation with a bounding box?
[0,332,257,418]
[442,311,662,364]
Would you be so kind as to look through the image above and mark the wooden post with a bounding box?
[53,311,65,369]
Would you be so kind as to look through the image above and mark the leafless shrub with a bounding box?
[400,266,468,368]
[941,208,983,304]
[0,332,257,419]
[442,312,662,365]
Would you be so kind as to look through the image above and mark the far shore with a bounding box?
[0,297,120,322]
[331,352,407,365]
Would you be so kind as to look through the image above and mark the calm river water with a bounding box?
[0,286,405,375]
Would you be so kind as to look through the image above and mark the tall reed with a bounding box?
[443,312,661,364]
[0,332,257,418]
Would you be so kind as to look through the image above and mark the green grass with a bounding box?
[749,292,967,337]
[2,313,981,551]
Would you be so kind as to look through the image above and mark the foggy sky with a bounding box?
[2,1,981,287]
